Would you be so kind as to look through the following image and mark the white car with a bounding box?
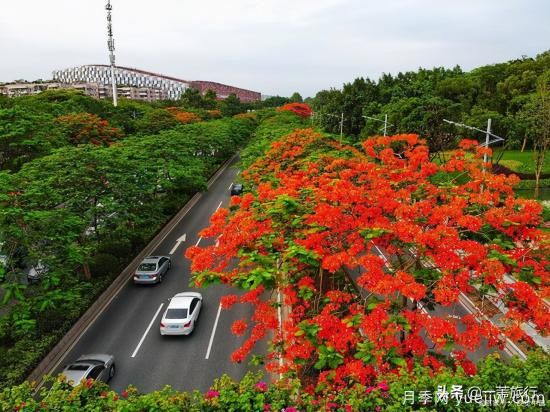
[160,292,202,336]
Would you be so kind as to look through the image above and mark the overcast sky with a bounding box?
[1,0,549,97]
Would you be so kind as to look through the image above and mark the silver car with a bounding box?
[27,261,48,283]
[60,354,115,387]
[160,292,203,336]
[133,256,171,284]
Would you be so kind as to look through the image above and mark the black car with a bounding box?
[230,183,244,195]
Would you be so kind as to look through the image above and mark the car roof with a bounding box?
[168,296,193,309]
[167,292,202,309]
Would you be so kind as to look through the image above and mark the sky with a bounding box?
[1,0,549,97]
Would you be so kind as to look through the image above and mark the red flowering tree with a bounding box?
[55,113,122,146]
[166,107,202,124]
[186,128,549,392]
[278,103,313,119]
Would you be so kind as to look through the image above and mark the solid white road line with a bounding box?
[215,200,223,211]
[277,290,283,378]
[195,237,202,247]
[205,303,222,359]
[169,234,187,255]
[228,182,233,190]
[131,303,164,358]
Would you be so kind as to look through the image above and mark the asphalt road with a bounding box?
[53,157,263,393]
[347,246,509,363]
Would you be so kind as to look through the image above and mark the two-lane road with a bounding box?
[52,157,262,393]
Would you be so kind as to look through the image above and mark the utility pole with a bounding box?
[340,112,344,143]
[443,118,503,154]
[484,118,492,165]
[363,114,392,137]
[106,0,118,107]
[326,112,344,144]
[443,118,504,180]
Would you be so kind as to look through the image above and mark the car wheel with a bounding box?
[168,261,171,270]
[109,364,115,380]
[158,274,163,283]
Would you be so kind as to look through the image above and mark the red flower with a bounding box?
[231,320,248,336]
[220,294,239,309]
[205,389,220,399]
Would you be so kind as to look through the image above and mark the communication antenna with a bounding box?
[106,0,118,106]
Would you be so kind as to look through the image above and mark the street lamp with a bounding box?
[362,114,392,137]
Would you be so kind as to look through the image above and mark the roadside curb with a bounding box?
[28,154,238,391]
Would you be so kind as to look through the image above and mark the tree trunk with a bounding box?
[83,263,92,280]
[520,134,528,152]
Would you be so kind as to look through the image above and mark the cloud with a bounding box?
[1,0,549,97]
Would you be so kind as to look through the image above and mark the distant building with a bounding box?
[50,65,260,102]
[1,65,262,102]
[52,65,188,100]
[190,80,261,102]
[0,82,62,97]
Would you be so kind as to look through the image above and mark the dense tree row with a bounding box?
[312,51,550,155]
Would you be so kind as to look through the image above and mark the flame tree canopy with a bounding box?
[187,125,549,394]
[278,103,313,118]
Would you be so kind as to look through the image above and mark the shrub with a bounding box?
[90,253,121,278]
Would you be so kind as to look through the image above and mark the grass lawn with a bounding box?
[494,150,550,174]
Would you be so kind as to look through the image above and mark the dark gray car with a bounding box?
[230,183,243,195]
[60,354,115,387]
[134,256,171,284]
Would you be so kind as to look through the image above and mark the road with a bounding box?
[346,246,510,363]
[53,157,263,393]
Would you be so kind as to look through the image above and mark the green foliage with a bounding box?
[240,110,308,170]
[311,50,550,157]
[0,352,548,411]
[221,93,244,117]
[135,108,179,134]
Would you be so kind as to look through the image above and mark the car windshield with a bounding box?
[67,364,89,371]
[138,263,157,271]
[165,308,188,319]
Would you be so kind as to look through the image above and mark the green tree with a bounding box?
[179,87,204,109]
[289,92,303,103]
[202,89,218,110]
[221,93,243,117]
[135,108,179,134]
